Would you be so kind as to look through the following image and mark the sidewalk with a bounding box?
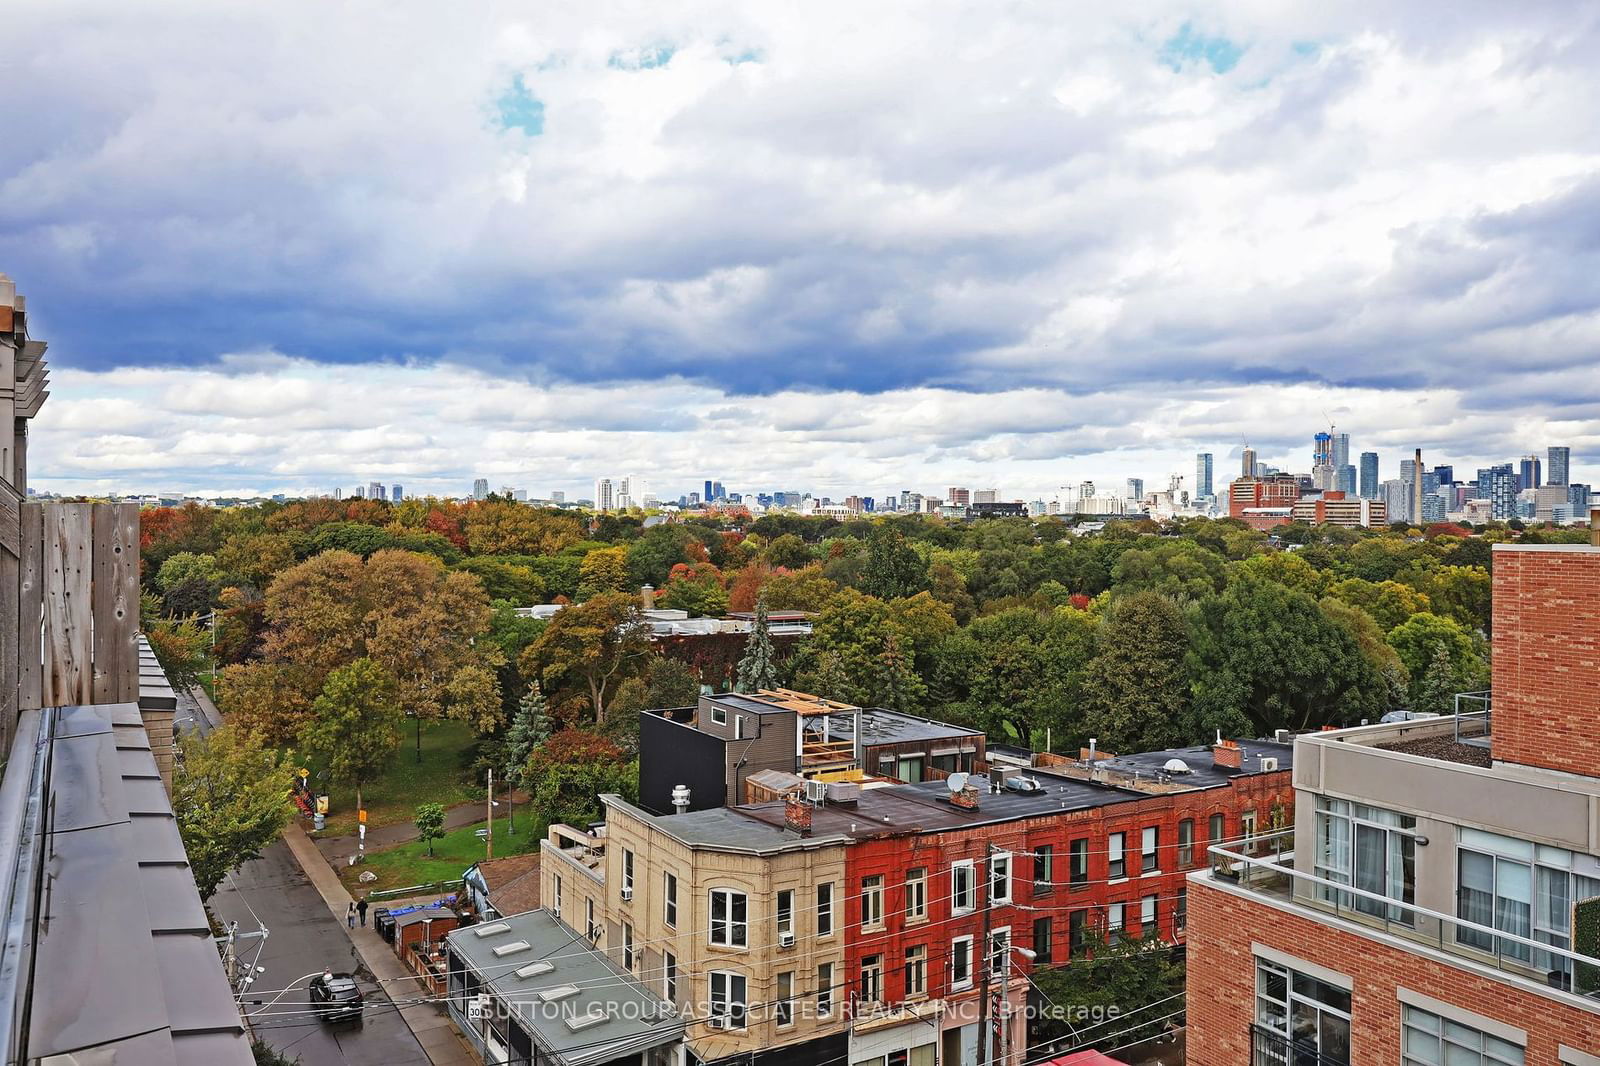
[281,820,479,1066]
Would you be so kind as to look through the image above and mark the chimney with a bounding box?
[640,584,656,609]
[784,795,812,836]
[949,785,980,811]
[1213,739,1242,769]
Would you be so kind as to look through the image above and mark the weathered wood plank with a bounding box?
[42,502,92,706]
[0,486,18,730]
[17,503,42,710]
[91,503,140,703]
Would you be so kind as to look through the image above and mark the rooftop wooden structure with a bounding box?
[0,275,140,747]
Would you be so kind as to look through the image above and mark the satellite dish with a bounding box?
[947,772,970,792]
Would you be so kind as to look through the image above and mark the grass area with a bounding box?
[335,813,547,895]
[319,719,482,836]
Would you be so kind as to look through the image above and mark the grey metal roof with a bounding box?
[601,795,848,854]
[1093,739,1295,786]
[833,708,985,747]
[446,909,683,1066]
[2,702,252,1065]
[137,635,178,712]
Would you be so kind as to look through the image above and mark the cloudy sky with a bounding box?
[6,1,1599,501]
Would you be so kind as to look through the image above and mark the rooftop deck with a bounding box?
[1202,829,1600,1015]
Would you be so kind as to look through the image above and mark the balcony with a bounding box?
[1249,1023,1346,1066]
[1207,830,1600,1013]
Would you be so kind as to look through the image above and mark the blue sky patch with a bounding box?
[496,74,545,135]
[608,45,676,71]
[1160,23,1244,74]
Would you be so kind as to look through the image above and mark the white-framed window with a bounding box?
[777,888,795,941]
[861,875,884,928]
[709,970,747,1029]
[622,849,635,897]
[905,868,927,920]
[776,971,794,1027]
[1106,903,1124,936]
[990,852,1012,904]
[710,703,728,725]
[710,888,748,948]
[622,922,635,971]
[817,962,834,1017]
[951,936,974,989]
[904,944,927,997]
[1140,894,1157,931]
[664,951,677,1003]
[952,861,976,913]
[1314,797,1416,923]
[1108,832,1126,880]
[1241,810,1259,854]
[1455,828,1600,974]
[817,882,835,937]
[734,714,744,740]
[1035,845,1054,891]
[860,954,884,1004]
[1141,827,1159,874]
[988,926,1011,978]
[1401,1005,1523,1066]
[1255,958,1350,1065]
[552,874,563,918]
[664,871,678,927]
[1178,819,1195,868]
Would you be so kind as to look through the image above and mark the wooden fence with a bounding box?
[3,501,139,715]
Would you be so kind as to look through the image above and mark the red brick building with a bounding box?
[1186,533,1600,1065]
[733,740,1294,1066]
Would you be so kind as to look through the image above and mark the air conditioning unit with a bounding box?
[779,930,795,948]
[805,779,828,804]
[1259,757,1279,772]
[707,1015,728,1031]
[621,886,633,902]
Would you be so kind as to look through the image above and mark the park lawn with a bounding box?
[336,815,546,895]
[318,719,481,836]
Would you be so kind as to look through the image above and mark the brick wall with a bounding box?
[1186,877,1600,1063]
[1491,546,1600,775]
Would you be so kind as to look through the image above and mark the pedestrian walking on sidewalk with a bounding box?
[346,901,356,928]
[357,897,369,927]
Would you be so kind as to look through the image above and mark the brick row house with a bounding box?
[530,692,1294,1066]
[1186,527,1600,1066]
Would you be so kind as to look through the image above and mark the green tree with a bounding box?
[1191,580,1387,735]
[859,527,929,601]
[502,685,552,832]
[1386,612,1488,707]
[1413,643,1463,716]
[736,592,780,692]
[523,729,638,826]
[414,802,446,857]
[297,658,405,815]
[876,631,919,712]
[1110,539,1227,601]
[520,592,652,725]
[172,725,294,900]
[155,551,227,615]
[1029,932,1184,1048]
[578,546,632,598]
[765,533,813,570]
[932,606,1096,749]
[146,615,211,692]
[1079,591,1196,752]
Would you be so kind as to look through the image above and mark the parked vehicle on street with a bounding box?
[309,971,364,1024]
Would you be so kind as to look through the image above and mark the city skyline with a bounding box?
[7,4,1600,501]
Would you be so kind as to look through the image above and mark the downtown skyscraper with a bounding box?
[1358,452,1379,499]
[1195,452,1214,499]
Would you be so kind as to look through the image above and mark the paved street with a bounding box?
[211,841,433,1066]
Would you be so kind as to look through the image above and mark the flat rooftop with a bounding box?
[1093,740,1295,788]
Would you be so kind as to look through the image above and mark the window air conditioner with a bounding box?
[708,1015,728,1030]
[621,886,633,902]
[779,931,795,948]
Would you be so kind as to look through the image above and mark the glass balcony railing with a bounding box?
[1208,829,1600,1011]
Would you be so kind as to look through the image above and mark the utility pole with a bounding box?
[486,767,494,860]
[978,842,996,1066]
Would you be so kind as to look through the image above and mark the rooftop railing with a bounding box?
[1208,828,1600,1011]
[1453,691,1491,746]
